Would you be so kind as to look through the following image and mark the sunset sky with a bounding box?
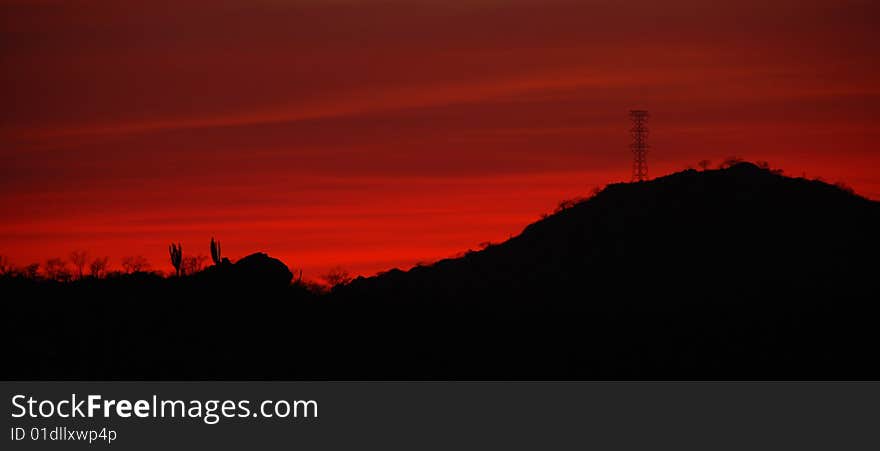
[2,0,878,279]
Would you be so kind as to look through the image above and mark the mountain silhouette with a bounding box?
[3,162,879,379]
[337,162,878,309]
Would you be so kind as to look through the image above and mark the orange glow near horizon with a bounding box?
[2,0,879,279]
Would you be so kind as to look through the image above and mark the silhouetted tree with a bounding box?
[169,243,183,277]
[555,196,588,213]
[698,160,712,171]
[210,237,222,266]
[89,257,110,279]
[0,255,12,276]
[45,258,72,282]
[22,263,40,279]
[321,266,352,287]
[182,255,208,275]
[121,256,150,274]
[720,156,744,168]
[69,250,88,280]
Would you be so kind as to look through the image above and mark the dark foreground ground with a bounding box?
[4,163,879,379]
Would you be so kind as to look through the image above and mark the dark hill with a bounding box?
[337,162,878,309]
[319,163,880,379]
[4,163,879,379]
[197,252,294,288]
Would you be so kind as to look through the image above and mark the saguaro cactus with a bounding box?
[210,237,222,266]
[169,242,183,277]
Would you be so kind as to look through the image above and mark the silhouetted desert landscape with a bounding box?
[4,162,878,379]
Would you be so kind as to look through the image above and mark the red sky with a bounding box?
[2,0,879,279]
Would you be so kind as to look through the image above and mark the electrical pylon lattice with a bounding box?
[629,110,649,182]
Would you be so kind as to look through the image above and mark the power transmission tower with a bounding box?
[629,110,649,182]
